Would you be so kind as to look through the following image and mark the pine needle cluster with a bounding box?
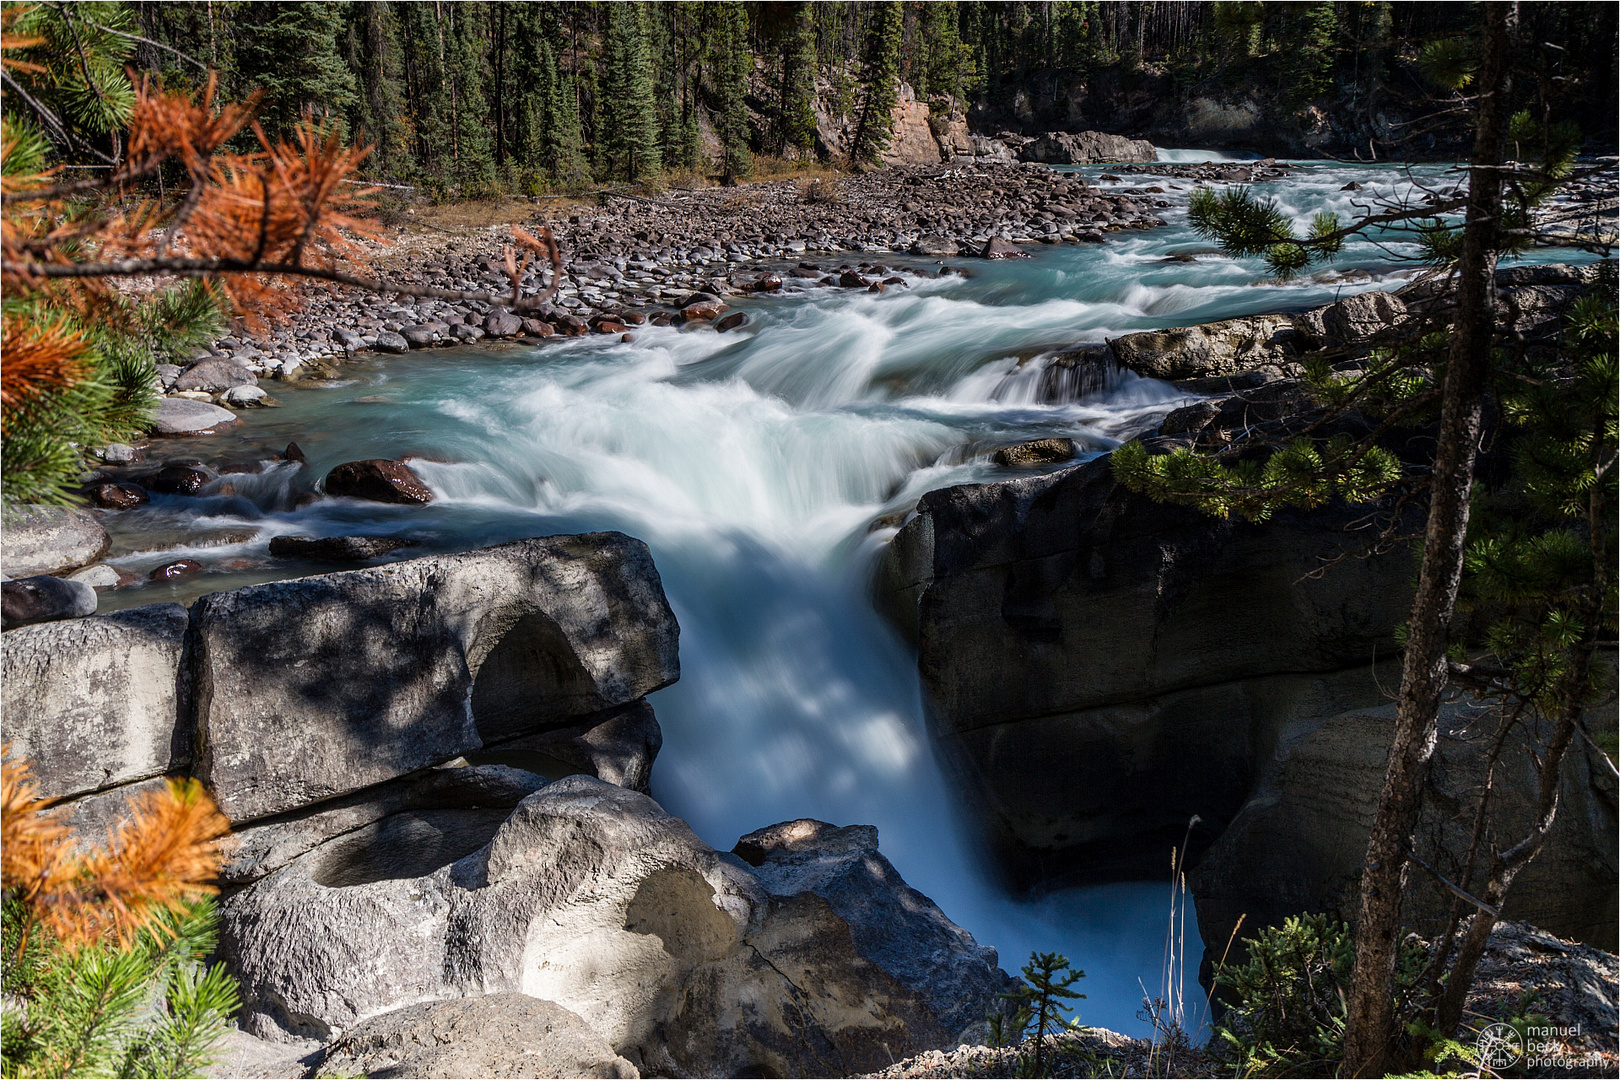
[1112,433,1403,523]
[1,752,238,1079]
[1461,290,1618,714]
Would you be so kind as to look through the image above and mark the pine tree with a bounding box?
[445,2,495,192]
[602,2,662,181]
[396,0,454,188]
[232,1,357,141]
[777,1,819,156]
[992,952,1086,1078]
[917,1,975,107]
[851,1,902,167]
[711,1,753,183]
[342,1,408,181]
[546,73,592,190]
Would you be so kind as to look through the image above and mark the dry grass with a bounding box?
[388,194,544,235]
[750,155,847,182]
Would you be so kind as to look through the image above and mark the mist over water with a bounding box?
[102,157,1595,1036]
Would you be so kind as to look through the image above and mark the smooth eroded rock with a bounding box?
[174,358,257,393]
[474,699,662,795]
[324,459,435,504]
[190,534,680,823]
[220,776,1012,1077]
[1,574,97,630]
[151,397,240,435]
[1,603,190,801]
[2,505,110,577]
[222,763,550,885]
[315,995,639,1079]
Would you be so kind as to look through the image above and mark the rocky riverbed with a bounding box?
[144,162,1177,387]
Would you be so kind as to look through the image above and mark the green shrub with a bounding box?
[1214,914,1427,1077]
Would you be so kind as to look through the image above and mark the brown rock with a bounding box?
[150,463,216,496]
[593,320,627,335]
[991,437,1077,467]
[90,483,148,510]
[149,559,203,582]
[839,271,870,288]
[715,312,750,332]
[324,459,435,505]
[680,300,726,323]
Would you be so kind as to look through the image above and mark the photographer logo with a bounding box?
[1477,1023,1524,1070]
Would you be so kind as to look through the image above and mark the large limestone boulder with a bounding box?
[1191,705,1618,959]
[875,453,1415,882]
[1108,313,1305,381]
[220,777,1014,1077]
[1,603,190,801]
[1,505,110,577]
[1019,130,1156,164]
[190,533,680,823]
[315,995,639,1079]
[174,358,257,394]
[150,397,239,435]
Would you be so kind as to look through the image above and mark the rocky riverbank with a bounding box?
[140,162,1175,386]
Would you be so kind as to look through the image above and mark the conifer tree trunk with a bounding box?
[1340,5,1517,1075]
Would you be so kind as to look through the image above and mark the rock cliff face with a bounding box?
[876,278,1618,958]
[1191,704,1618,963]
[875,453,1416,885]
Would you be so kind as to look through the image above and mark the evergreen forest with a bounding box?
[114,1,1619,192]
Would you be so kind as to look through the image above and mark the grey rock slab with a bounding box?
[222,764,550,885]
[315,995,639,1079]
[1,603,190,801]
[203,1029,324,1080]
[2,505,110,577]
[151,397,240,435]
[175,358,257,393]
[2,574,97,630]
[191,533,679,823]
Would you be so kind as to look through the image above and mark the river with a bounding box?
[94,151,1589,1036]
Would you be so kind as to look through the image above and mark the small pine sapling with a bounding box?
[995,951,1086,1077]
